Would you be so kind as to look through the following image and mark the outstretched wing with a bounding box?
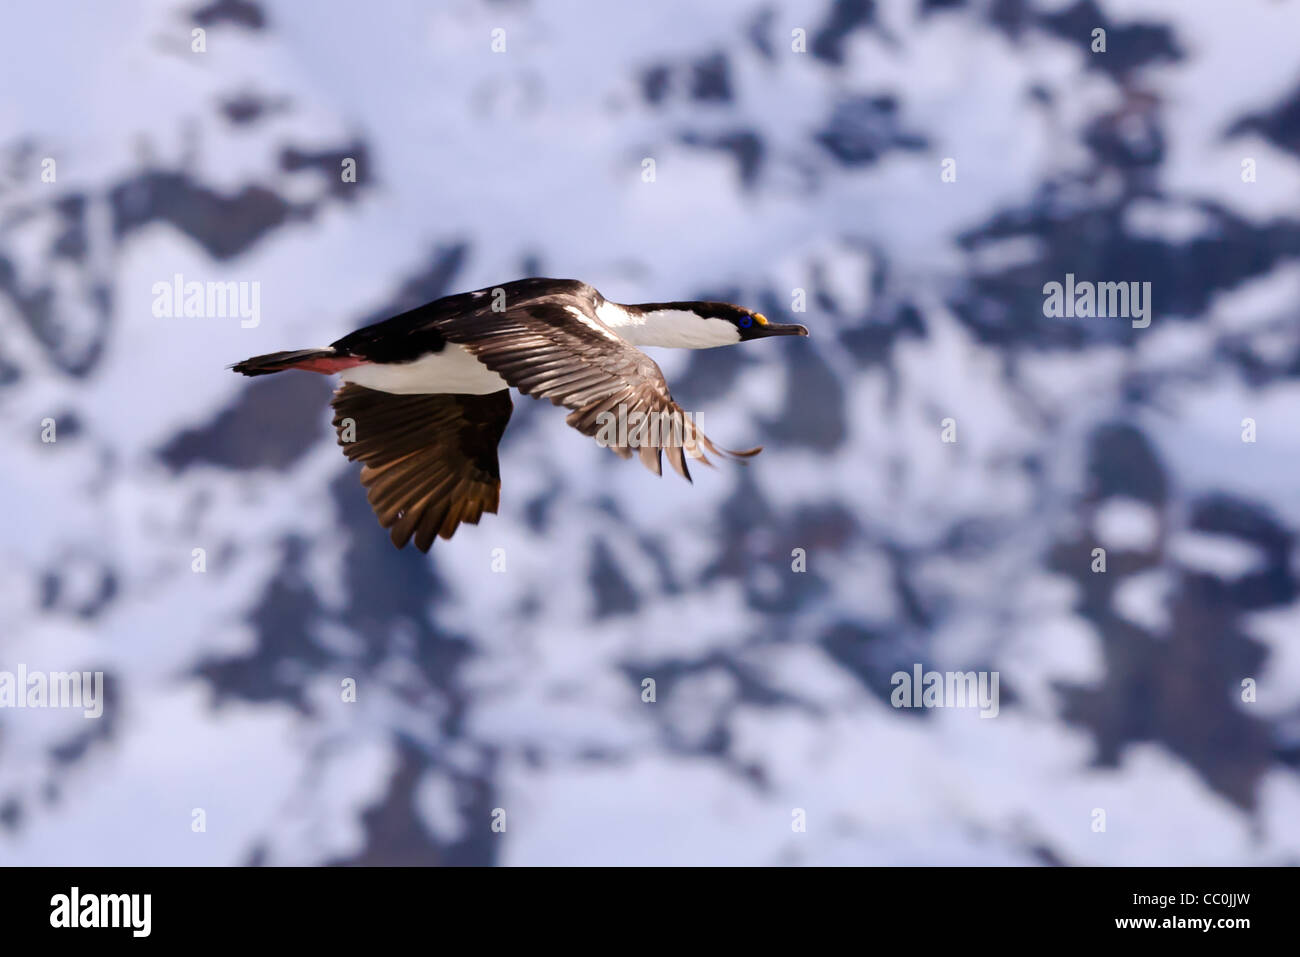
[331,384,512,551]
[433,299,760,480]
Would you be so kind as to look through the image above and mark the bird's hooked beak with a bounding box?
[748,313,810,338]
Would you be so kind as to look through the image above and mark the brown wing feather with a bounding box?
[331,384,512,550]
[434,302,760,480]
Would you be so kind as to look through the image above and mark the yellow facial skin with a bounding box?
[752,313,769,325]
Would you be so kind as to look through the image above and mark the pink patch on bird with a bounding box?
[295,356,368,374]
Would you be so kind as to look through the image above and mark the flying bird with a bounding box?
[232,278,809,551]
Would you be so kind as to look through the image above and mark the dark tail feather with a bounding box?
[231,349,344,377]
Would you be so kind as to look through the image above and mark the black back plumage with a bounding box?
[330,279,598,364]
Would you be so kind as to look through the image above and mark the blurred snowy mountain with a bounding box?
[1,0,1299,865]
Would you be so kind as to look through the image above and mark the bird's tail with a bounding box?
[230,348,363,376]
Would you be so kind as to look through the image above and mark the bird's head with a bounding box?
[709,302,811,343]
[614,299,809,348]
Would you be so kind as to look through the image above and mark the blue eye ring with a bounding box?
[739,315,753,328]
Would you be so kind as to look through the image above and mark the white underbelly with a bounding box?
[340,344,508,395]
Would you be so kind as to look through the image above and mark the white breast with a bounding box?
[340,344,508,395]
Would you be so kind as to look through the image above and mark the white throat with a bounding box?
[595,301,741,349]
